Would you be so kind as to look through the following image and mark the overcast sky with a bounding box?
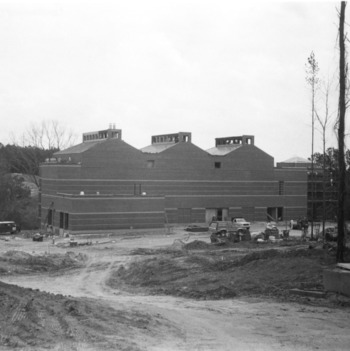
[0,0,345,162]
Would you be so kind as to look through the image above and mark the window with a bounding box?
[215,162,221,169]
[59,212,69,230]
[64,213,69,230]
[279,181,285,195]
[59,212,64,228]
[47,209,53,225]
[147,160,155,168]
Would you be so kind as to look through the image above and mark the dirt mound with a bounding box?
[0,251,87,275]
[131,247,184,256]
[172,239,186,249]
[184,240,212,250]
[0,281,157,350]
[108,246,339,302]
[3,250,32,260]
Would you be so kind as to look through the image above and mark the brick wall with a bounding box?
[40,137,307,230]
[41,194,165,231]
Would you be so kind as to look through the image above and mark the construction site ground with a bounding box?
[0,222,350,351]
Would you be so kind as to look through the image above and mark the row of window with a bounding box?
[147,160,222,169]
[83,133,101,141]
[216,136,254,146]
[47,209,69,230]
[83,131,120,142]
[152,134,190,144]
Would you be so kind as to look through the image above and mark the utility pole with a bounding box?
[337,1,347,262]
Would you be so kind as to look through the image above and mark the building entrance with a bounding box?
[205,208,229,223]
[267,207,283,221]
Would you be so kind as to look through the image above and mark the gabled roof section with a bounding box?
[276,155,311,169]
[141,143,177,154]
[282,156,310,163]
[54,140,104,155]
[141,131,192,154]
[55,125,123,156]
[206,144,242,156]
[207,135,254,156]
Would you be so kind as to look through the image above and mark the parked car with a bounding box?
[32,233,44,242]
[0,221,19,235]
[232,217,250,230]
[210,221,250,243]
[209,221,241,233]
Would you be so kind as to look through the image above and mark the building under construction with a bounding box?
[39,126,307,233]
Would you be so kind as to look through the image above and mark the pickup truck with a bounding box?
[0,221,19,235]
[232,217,250,230]
[209,221,250,243]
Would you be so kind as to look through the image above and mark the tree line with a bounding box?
[0,120,76,229]
[312,147,350,221]
[0,145,58,229]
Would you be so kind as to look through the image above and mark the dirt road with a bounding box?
[1,230,350,350]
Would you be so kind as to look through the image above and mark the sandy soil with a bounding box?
[0,226,350,351]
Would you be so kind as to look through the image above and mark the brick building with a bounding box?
[39,127,307,233]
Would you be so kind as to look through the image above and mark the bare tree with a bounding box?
[315,80,334,237]
[306,51,320,239]
[336,1,347,262]
[7,120,77,187]
[12,119,77,150]
[51,120,74,150]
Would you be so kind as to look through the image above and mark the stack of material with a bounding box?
[323,263,350,297]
